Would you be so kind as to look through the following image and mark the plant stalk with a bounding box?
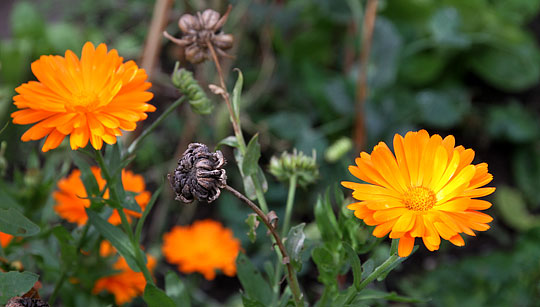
[225,185,304,307]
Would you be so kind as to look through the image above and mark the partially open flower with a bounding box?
[168,143,227,203]
[163,6,234,64]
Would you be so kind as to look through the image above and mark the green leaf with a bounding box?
[45,22,84,54]
[285,223,306,271]
[135,183,163,243]
[72,153,99,196]
[0,271,39,304]
[416,87,470,128]
[232,69,244,122]
[51,226,77,269]
[11,1,45,40]
[494,186,540,231]
[143,284,176,307]
[236,253,273,306]
[343,242,362,290]
[85,209,140,272]
[487,102,540,143]
[361,259,375,280]
[0,208,40,236]
[242,134,261,177]
[245,213,259,243]
[470,37,540,91]
[165,272,191,307]
[105,142,122,174]
[428,7,470,48]
[314,191,341,243]
[311,245,338,287]
[216,136,239,149]
[513,147,540,205]
[241,295,267,307]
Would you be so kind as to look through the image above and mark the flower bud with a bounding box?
[168,143,227,203]
[269,149,319,187]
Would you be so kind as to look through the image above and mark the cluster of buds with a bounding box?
[164,6,234,64]
[171,62,213,114]
[168,143,227,203]
[269,149,319,187]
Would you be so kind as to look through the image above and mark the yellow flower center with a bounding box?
[71,91,100,111]
[403,186,436,211]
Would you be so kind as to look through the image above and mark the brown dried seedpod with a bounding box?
[5,297,49,307]
[164,5,234,64]
[168,143,227,203]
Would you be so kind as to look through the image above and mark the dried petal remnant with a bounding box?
[164,6,234,64]
[169,143,227,203]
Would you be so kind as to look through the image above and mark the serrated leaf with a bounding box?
[285,223,306,271]
[85,209,140,272]
[343,242,362,290]
[242,134,261,177]
[0,271,39,304]
[0,208,40,237]
[245,213,260,243]
[143,284,176,307]
[165,272,191,307]
[236,253,273,306]
[232,69,244,122]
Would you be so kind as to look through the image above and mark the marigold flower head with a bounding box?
[53,167,151,226]
[11,42,155,152]
[0,232,13,248]
[162,219,240,280]
[93,254,156,305]
[342,130,495,257]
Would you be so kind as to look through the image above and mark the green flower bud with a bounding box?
[171,62,213,115]
[325,137,353,163]
[269,149,319,187]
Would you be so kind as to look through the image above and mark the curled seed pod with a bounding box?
[168,143,227,203]
[164,6,234,64]
[269,149,319,188]
[171,63,213,115]
[6,297,49,307]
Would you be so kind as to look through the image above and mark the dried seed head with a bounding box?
[164,5,234,64]
[168,143,227,203]
[6,297,49,307]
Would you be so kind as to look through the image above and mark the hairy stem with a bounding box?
[127,96,186,155]
[225,185,304,307]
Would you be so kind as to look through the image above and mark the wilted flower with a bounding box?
[342,130,495,257]
[11,42,155,152]
[269,149,319,187]
[53,167,151,226]
[168,143,227,203]
[163,6,234,64]
[162,219,240,280]
[5,297,49,307]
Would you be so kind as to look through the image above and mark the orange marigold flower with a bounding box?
[53,166,150,226]
[0,232,13,247]
[11,42,155,152]
[162,219,241,280]
[342,130,495,257]
[93,254,156,305]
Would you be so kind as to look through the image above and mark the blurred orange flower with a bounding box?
[0,232,13,247]
[53,166,151,226]
[162,219,241,280]
[93,253,156,305]
[11,42,155,152]
[342,130,495,257]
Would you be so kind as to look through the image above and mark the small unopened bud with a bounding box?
[269,149,319,187]
[171,62,213,115]
[168,143,227,203]
[6,297,49,307]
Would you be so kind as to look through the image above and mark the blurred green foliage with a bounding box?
[1,0,540,305]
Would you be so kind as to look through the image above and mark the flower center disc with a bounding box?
[404,186,436,211]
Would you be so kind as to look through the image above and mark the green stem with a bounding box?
[49,223,90,305]
[127,96,186,155]
[358,253,400,291]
